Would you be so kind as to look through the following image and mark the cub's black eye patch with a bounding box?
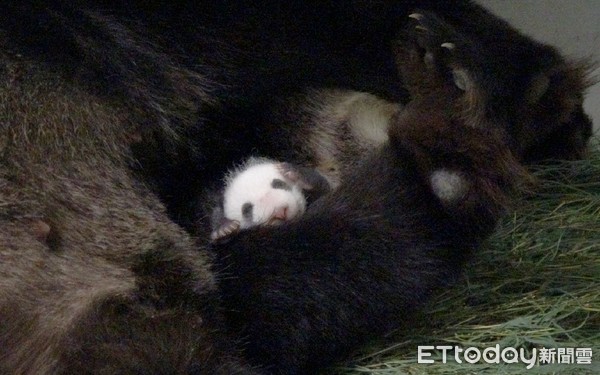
[242,202,253,219]
[271,178,291,191]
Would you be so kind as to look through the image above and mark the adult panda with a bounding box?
[0,1,593,374]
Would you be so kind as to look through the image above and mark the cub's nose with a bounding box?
[271,206,288,221]
[269,206,289,224]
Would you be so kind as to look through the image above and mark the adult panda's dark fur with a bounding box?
[0,1,594,374]
[213,88,529,373]
[2,1,593,222]
[0,52,257,374]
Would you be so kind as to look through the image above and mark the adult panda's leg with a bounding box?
[213,88,527,374]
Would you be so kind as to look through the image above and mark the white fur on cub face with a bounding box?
[223,162,306,229]
[430,169,469,203]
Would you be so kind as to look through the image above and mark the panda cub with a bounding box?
[210,157,331,242]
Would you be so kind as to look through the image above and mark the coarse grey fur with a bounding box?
[0,50,255,374]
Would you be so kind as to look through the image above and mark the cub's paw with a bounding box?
[210,219,241,243]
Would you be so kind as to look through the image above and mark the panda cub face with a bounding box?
[223,161,307,229]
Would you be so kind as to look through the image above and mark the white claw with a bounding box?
[452,69,470,91]
[409,13,424,20]
[415,25,429,32]
[441,42,456,50]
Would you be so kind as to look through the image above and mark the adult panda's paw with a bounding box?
[396,11,479,100]
[388,94,530,222]
[407,11,474,92]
